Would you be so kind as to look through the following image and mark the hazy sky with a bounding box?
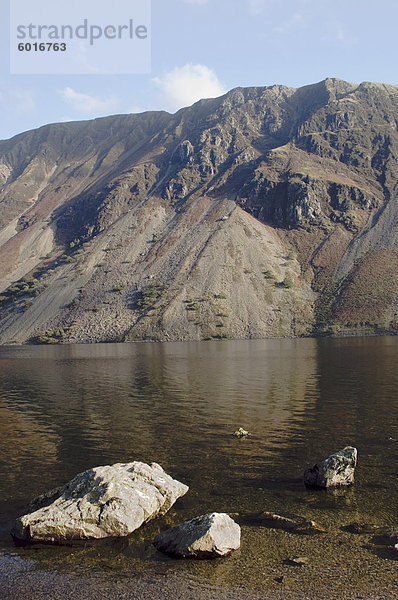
[1,0,397,140]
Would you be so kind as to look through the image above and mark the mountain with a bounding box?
[0,77,398,344]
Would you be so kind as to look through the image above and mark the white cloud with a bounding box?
[153,64,226,111]
[58,87,121,115]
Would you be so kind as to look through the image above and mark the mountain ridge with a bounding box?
[0,77,398,344]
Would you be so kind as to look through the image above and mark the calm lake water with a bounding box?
[0,337,397,599]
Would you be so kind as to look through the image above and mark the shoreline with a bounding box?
[1,329,398,347]
[0,561,394,600]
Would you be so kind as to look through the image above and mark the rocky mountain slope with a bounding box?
[0,77,398,344]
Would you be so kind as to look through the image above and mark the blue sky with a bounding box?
[1,0,397,140]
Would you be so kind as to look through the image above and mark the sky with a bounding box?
[0,0,397,141]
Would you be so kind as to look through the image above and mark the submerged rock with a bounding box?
[304,446,357,488]
[12,462,188,543]
[342,522,389,535]
[239,511,326,534]
[153,512,241,558]
[370,531,398,547]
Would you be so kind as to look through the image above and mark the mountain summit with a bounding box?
[1,78,398,344]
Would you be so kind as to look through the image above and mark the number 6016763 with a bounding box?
[18,42,67,51]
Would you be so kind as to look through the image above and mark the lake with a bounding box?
[0,337,397,599]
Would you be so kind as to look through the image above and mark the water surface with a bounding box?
[0,337,397,599]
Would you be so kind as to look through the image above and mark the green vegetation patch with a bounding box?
[134,284,166,312]
[276,275,294,289]
[66,297,80,310]
[185,301,200,311]
[30,325,74,345]
[263,270,276,279]
[0,276,43,309]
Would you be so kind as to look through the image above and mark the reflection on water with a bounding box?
[0,337,397,598]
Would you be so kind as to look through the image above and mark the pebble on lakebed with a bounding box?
[284,556,309,566]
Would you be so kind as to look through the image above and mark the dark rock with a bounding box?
[370,531,398,546]
[342,522,389,535]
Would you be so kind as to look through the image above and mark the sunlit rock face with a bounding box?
[1,79,398,343]
[304,446,358,488]
[154,512,241,558]
[12,461,189,543]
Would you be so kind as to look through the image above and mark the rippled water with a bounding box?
[0,337,397,599]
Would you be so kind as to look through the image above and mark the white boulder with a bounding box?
[12,461,188,543]
[153,512,241,559]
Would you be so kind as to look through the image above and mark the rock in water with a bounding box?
[342,522,388,535]
[233,427,249,438]
[153,512,241,558]
[12,462,189,543]
[304,446,357,489]
[370,531,398,546]
[240,511,326,534]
